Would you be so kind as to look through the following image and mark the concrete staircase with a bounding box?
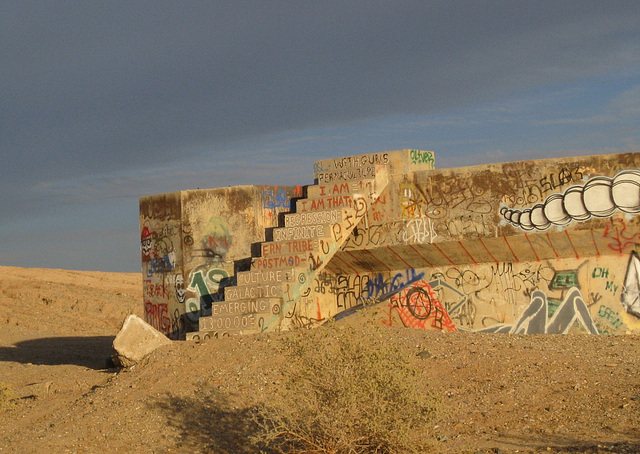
[189,162,389,338]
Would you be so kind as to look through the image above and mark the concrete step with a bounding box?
[314,162,379,184]
[294,195,359,213]
[305,178,377,199]
[251,253,312,270]
[283,209,342,227]
[224,283,283,300]
[272,223,328,241]
[259,238,319,258]
[198,297,281,333]
[236,268,299,286]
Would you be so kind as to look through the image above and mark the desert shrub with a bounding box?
[251,324,441,453]
[0,382,16,411]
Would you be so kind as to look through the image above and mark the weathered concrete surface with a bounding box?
[317,152,640,335]
[112,314,172,367]
[141,149,640,337]
[140,185,302,339]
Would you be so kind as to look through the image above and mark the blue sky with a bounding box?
[2,1,640,272]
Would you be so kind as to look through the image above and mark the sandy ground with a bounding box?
[1,265,640,453]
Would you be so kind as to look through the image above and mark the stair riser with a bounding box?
[284,209,342,227]
[295,195,356,213]
[260,239,318,258]
[305,180,374,199]
[272,224,327,242]
[198,297,281,333]
[225,284,283,300]
[236,268,298,286]
[251,254,310,270]
[315,164,378,184]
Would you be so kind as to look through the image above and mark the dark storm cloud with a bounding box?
[2,1,639,198]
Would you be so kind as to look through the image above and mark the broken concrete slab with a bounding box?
[112,314,172,368]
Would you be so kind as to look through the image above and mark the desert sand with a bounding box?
[1,265,640,453]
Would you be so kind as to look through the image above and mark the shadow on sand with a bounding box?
[491,433,640,453]
[0,336,116,370]
[153,392,263,454]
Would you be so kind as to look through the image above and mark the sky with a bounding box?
[2,1,640,273]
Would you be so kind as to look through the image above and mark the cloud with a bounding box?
[2,2,640,270]
[3,2,639,185]
[607,84,640,118]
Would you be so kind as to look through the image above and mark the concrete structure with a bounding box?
[140,149,640,339]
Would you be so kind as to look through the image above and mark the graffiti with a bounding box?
[253,255,307,269]
[279,295,325,330]
[332,152,390,169]
[143,279,169,299]
[592,267,610,279]
[432,214,494,238]
[140,219,180,279]
[263,188,291,209]
[185,267,230,323]
[141,148,640,337]
[286,211,340,227]
[589,292,603,307]
[141,225,154,260]
[313,161,329,174]
[401,217,437,244]
[409,149,434,166]
[182,222,194,246]
[201,314,257,331]
[174,274,186,304]
[192,216,233,262]
[598,305,624,332]
[273,224,325,242]
[592,266,621,297]
[316,166,377,184]
[171,308,185,338]
[480,288,598,334]
[145,301,171,334]
[605,281,620,296]
[330,201,367,243]
[361,268,425,303]
[603,218,640,253]
[549,269,579,290]
[342,215,493,250]
[525,167,584,203]
[406,175,488,217]
[621,251,640,317]
[335,274,370,310]
[262,184,376,332]
[427,278,475,328]
[149,254,175,275]
[498,166,584,208]
[315,182,353,197]
[343,223,388,250]
[389,280,458,332]
[400,184,425,219]
[501,169,640,230]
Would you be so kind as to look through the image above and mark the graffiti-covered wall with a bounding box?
[140,185,302,338]
[141,150,640,339]
[314,152,640,335]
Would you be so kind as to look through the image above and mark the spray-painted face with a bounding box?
[175,274,186,304]
[141,226,154,256]
[141,237,153,256]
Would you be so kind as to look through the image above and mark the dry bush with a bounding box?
[0,382,16,411]
[251,323,441,453]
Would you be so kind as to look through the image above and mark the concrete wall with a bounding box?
[140,185,302,338]
[315,152,640,334]
[141,150,640,338]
